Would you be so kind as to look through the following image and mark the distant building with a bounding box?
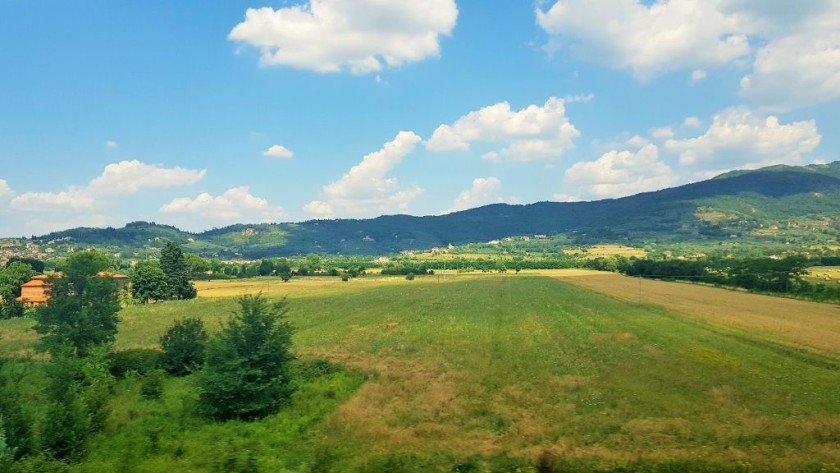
[17,272,129,307]
[17,275,52,307]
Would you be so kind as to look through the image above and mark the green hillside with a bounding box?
[15,161,840,258]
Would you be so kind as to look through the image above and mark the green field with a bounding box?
[2,274,840,472]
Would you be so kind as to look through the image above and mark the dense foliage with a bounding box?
[198,294,296,420]
[159,317,207,376]
[159,242,197,300]
[0,262,34,319]
[620,255,834,300]
[34,251,120,357]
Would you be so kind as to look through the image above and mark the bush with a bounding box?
[140,370,165,400]
[109,349,162,378]
[160,317,207,376]
[198,295,295,420]
[405,272,415,281]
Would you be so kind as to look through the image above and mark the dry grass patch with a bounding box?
[553,269,840,356]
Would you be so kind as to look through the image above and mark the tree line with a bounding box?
[618,255,840,300]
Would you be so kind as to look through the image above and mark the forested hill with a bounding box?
[26,161,840,258]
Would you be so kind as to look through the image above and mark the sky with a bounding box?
[1,0,838,237]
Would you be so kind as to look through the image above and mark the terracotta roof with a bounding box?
[21,279,49,287]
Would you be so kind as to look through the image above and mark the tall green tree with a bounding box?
[35,251,120,357]
[160,242,197,300]
[0,262,35,297]
[160,317,207,376]
[0,262,35,319]
[198,294,295,420]
[131,260,168,304]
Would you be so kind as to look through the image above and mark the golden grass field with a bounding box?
[552,269,840,356]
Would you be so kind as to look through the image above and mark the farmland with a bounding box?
[2,271,840,472]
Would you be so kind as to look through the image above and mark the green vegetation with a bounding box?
[0,262,34,319]
[34,252,120,357]
[621,255,840,302]
[198,295,295,420]
[159,318,206,376]
[0,274,838,471]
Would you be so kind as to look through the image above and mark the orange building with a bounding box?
[17,274,52,307]
[16,272,128,307]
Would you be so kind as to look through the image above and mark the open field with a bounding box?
[806,266,840,285]
[554,269,840,356]
[3,273,840,471]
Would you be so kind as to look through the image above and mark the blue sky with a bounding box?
[1,0,838,236]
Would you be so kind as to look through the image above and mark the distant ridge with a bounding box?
[28,161,840,257]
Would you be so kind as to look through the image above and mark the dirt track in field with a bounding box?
[550,270,840,356]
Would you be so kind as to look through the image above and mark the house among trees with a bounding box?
[16,272,129,307]
[17,274,52,307]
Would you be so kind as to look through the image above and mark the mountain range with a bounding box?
[22,161,840,258]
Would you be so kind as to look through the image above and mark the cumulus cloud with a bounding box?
[161,186,285,230]
[683,116,702,128]
[664,107,822,171]
[650,127,674,140]
[537,1,840,109]
[537,0,751,80]
[0,179,14,200]
[426,97,580,161]
[740,7,840,110]
[305,131,423,218]
[229,0,458,74]
[263,144,294,159]
[563,144,676,199]
[10,160,206,211]
[445,177,503,213]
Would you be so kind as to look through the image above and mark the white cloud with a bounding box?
[88,160,206,196]
[426,97,580,161]
[263,144,294,159]
[0,179,14,200]
[537,1,840,109]
[683,116,702,128]
[161,186,286,230]
[563,144,676,199]
[626,135,649,149]
[305,131,423,218]
[106,140,118,149]
[651,127,674,139]
[229,0,458,74]
[740,7,840,110]
[664,107,822,170]
[10,160,206,211]
[537,0,752,80]
[563,93,595,103]
[445,177,503,213]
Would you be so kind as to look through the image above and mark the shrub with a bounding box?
[109,349,162,378]
[405,272,415,281]
[160,317,207,376]
[140,370,165,400]
[198,294,295,420]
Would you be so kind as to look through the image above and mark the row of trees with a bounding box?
[620,256,814,294]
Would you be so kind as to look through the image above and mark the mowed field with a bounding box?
[3,272,840,472]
